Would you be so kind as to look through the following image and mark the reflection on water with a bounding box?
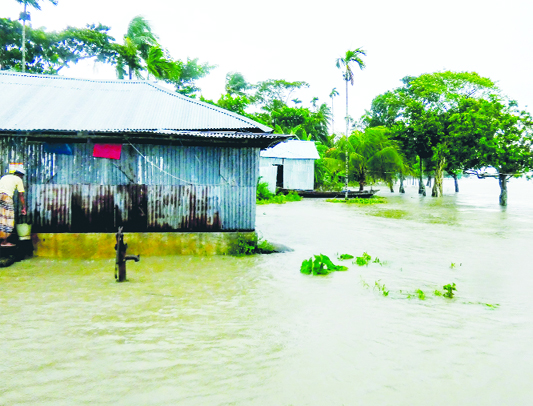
[1,177,533,405]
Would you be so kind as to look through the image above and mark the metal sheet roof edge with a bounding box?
[0,72,273,133]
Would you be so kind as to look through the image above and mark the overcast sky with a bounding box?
[2,0,532,132]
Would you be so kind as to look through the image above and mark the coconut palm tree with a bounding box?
[311,97,319,111]
[326,126,405,191]
[15,0,58,73]
[329,87,339,134]
[336,48,366,198]
[116,15,158,80]
[146,46,181,81]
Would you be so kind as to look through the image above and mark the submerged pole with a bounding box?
[115,227,140,282]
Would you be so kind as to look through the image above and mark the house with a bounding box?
[0,72,288,257]
[259,140,320,193]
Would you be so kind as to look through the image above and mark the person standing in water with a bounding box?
[0,167,27,247]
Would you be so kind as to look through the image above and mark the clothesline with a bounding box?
[127,142,233,187]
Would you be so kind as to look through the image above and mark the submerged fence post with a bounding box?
[115,227,140,282]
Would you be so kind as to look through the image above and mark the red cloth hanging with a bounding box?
[93,144,122,160]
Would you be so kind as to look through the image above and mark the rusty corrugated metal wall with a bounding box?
[0,136,258,232]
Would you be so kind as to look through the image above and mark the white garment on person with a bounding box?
[0,174,25,197]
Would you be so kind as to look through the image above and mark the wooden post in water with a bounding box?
[115,227,140,282]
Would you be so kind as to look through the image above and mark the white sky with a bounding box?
[2,0,533,132]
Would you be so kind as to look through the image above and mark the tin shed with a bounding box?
[259,140,320,193]
[0,72,288,254]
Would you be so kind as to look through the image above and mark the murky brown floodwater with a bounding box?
[1,177,532,405]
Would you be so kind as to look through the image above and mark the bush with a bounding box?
[229,233,258,256]
[257,180,275,201]
[256,187,303,205]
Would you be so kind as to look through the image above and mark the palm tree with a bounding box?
[116,16,158,80]
[311,97,319,111]
[146,46,181,81]
[336,48,366,198]
[329,87,339,134]
[15,0,58,73]
[326,127,405,191]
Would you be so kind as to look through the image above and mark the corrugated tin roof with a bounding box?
[0,72,272,134]
[260,140,320,159]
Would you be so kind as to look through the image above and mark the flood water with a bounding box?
[1,177,532,405]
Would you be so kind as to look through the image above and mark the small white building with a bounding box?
[259,140,320,193]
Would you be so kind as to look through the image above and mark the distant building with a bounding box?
[259,140,320,193]
[0,72,288,256]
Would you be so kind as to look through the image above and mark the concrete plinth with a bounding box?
[32,232,257,259]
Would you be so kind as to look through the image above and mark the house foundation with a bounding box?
[31,232,257,258]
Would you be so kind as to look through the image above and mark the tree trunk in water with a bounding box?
[499,174,508,206]
[453,173,459,193]
[389,181,394,193]
[418,157,426,196]
[431,156,446,197]
[426,175,432,187]
[399,173,405,193]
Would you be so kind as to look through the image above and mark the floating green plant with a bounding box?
[300,254,348,275]
[464,301,500,309]
[484,303,500,309]
[450,263,456,269]
[443,283,457,298]
[401,289,424,299]
[360,276,370,289]
[338,253,354,260]
[354,252,372,266]
[372,257,387,266]
[374,280,389,296]
[434,289,443,296]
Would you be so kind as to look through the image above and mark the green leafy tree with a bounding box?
[366,71,498,197]
[336,48,366,198]
[257,103,331,145]
[171,58,215,97]
[0,18,116,74]
[451,98,533,205]
[251,79,309,111]
[225,72,249,96]
[215,93,250,116]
